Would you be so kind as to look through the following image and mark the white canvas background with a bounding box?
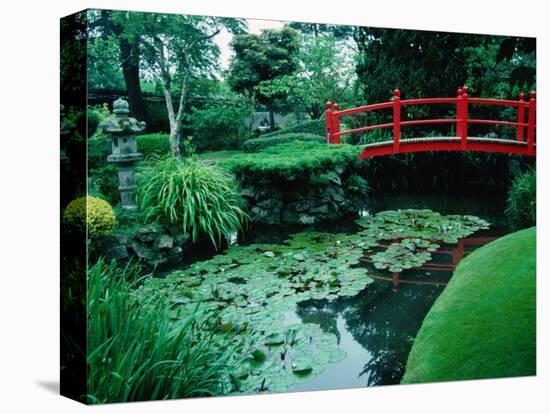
[0,0,547,412]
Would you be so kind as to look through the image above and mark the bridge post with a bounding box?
[517,92,525,142]
[333,103,340,144]
[325,101,332,144]
[456,87,463,137]
[459,86,469,149]
[527,91,536,156]
[393,88,401,152]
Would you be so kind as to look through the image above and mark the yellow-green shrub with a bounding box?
[63,196,116,235]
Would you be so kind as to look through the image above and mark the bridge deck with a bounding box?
[358,136,535,158]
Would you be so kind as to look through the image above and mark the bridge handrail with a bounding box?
[325,87,536,156]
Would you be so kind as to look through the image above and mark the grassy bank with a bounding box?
[402,227,536,384]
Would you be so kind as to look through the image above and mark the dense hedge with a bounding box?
[137,133,172,157]
[260,118,325,139]
[242,133,324,152]
[221,141,361,180]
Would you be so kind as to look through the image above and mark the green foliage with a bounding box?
[137,133,171,157]
[143,99,170,133]
[137,155,248,248]
[227,27,300,108]
[496,37,536,88]
[88,164,120,205]
[256,34,356,119]
[189,96,254,151]
[242,133,324,152]
[63,195,116,235]
[87,259,239,403]
[88,104,111,140]
[221,141,361,180]
[402,227,536,383]
[506,168,536,225]
[261,118,325,138]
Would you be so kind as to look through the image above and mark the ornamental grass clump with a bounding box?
[138,155,248,248]
[87,259,239,403]
[506,168,536,225]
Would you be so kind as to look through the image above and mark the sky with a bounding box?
[216,18,285,71]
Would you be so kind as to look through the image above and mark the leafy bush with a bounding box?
[221,141,361,180]
[88,104,111,139]
[63,195,116,235]
[144,99,170,133]
[137,133,171,157]
[88,164,119,205]
[242,133,324,152]
[506,168,536,225]
[189,99,254,151]
[87,259,239,403]
[260,118,325,138]
[138,155,248,248]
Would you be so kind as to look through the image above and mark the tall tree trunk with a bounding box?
[119,38,146,121]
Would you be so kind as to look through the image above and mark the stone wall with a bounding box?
[239,171,367,225]
[94,223,190,267]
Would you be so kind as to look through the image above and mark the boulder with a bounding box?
[156,234,174,249]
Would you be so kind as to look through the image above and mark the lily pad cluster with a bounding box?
[371,238,440,273]
[139,230,373,394]
[137,208,490,394]
[356,209,490,244]
[356,209,489,272]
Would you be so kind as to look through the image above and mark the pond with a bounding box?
[149,191,516,394]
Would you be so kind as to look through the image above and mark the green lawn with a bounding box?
[402,227,536,384]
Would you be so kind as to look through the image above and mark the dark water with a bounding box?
[259,192,515,391]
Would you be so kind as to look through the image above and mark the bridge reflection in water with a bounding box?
[289,234,503,391]
[360,236,498,290]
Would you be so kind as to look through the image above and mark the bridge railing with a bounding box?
[325,86,536,155]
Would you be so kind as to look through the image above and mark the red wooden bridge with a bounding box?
[325,86,536,158]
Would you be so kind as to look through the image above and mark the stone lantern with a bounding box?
[100,98,146,211]
[60,104,71,164]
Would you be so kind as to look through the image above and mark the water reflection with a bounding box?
[289,232,502,391]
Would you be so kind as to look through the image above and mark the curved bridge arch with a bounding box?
[325,87,536,158]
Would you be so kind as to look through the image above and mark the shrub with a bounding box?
[221,140,362,181]
[260,118,325,138]
[87,259,239,403]
[242,133,325,152]
[63,195,116,235]
[137,133,171,157]
[189,98,254,151]
[88,164,120,205]
[138,155,248,248]
[506,168,536,225]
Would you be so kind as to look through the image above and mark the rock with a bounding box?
[167,246,183,257]
[257,198,283,210]
[156,234,174,249]
[136,225,161,242]
[310,204,329,214]
[106,245,129,261]
[113,234,129,245]
[173,232,190,247]
[240,187,256,198]
[282,208,301,224]
[130,241,152,260]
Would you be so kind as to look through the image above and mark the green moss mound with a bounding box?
[402,227,536,384]
[242,133,324,152]
[221,141,361,180]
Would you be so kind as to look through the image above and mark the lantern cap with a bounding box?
[99,98,146,135]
